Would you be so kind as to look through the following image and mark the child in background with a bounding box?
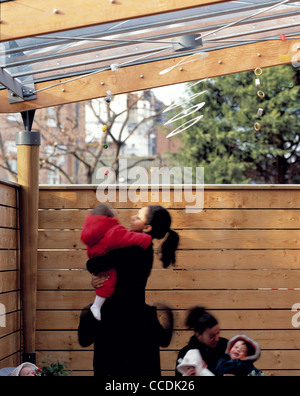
[215,334,263,376]
[81,204,152,321]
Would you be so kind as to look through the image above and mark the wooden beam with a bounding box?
[0,39,298,113]
[17,133,41,362]
[0,0,231,42]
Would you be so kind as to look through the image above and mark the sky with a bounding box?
[152,83,187,105]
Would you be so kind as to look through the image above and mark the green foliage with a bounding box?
[37,355,71,376]
[248,370,266,376]
[171,65,300,184]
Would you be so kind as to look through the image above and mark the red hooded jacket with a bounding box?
[81,214,152,258]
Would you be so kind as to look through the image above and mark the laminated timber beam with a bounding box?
[0,39,298,113]
[0,0,231,42]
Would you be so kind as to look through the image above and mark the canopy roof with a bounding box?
[0,0,299,112]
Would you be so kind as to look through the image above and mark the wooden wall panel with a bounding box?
[0,181,21,369]
[36,185,300,376]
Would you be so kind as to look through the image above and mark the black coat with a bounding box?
[215,354,262,376]
[175,335,228,376]
[78,244,173,376]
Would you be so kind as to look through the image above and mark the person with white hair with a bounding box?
[0,362,38,376]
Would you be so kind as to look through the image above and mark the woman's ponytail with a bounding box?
[146,205,180,268]
[160,229,180,268]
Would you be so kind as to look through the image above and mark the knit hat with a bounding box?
[226,334,261,362]
[8,362,38,376]
[177,349,215,376]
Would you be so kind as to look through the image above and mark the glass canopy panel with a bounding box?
[0,0,300,91]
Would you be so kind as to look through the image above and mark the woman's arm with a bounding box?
[77,305,101,347]
[155,303,174,348]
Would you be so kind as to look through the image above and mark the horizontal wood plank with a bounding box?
[39,208,300,230]
[36,289,300,310]
[0,312,21,339]
[0,228,18,250]
[0,207,18,229]
[37,249,300,270]
[38,229,300,249]
[0,184,18,208]
[36,309,299,331]
[0,291,20,313]
[39,188,300,209]
[0,39,298,112]
[0,250,19,272]
[0,272,19,293]
[35,329,300,351]
[0,333,21,362]
[0,354,21,369]
[37,268,300,290]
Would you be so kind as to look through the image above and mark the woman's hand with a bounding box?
[91,272,110,289]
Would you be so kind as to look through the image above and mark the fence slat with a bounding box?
[38,229,300,250]
[37,268,300,291]
[38,249,300,270]
[36,289,300,310]
[39,188,300,209]
[35,329,300,351]
[39,208,300,230]
[36,309,298,331]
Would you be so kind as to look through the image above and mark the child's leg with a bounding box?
[90,268,117,321]
[90,295,106,321]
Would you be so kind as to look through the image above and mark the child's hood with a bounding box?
[226,334,261,363]
[81,214,119,245]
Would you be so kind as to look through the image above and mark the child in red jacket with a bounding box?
[81,204,151,320]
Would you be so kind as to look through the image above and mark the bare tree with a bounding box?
[0,91,163,184]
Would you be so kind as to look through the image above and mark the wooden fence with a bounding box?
[36,185,300,376]
[0,180,21,368]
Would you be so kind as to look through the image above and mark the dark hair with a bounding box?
[91,204,115,217]
[146,205,179,269]
[185,306,218,335]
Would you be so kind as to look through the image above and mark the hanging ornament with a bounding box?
[110,63,120,72]
[103,143,109,149]
[257,90,265,98]
[254,122,261,131]
[105,90,113,103]
[102,125,108,132]
[257,108,264,117]
[104,169,109,176]
[279,33,287,41]
[254,68,265,132]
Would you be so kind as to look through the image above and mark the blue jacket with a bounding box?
[215,354,262,376]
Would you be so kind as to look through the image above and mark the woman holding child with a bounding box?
[175,307,228,376]
[78,205,179,376]
[175,307,263,376]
